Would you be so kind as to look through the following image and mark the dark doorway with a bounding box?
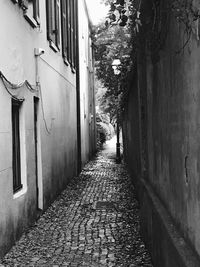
[34,96,39,210]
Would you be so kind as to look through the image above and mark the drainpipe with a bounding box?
[33,47,45,210]
[34,48,45,87]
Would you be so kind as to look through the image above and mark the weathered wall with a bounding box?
[122,71,142,193]
[78,0,96,166]
[123,0,200,265]
[39,66,77,208]
[0,0,79,256]
[144,9,200,261]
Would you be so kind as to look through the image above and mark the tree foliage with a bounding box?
[94,0,141,123]
[94,21,132,122]
[94,0,199,126]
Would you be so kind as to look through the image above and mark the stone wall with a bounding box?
[123,0,200,265]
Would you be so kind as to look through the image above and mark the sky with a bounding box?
[85,0,109,25]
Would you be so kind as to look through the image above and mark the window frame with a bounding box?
[61,0,68,64]
[73,0,77,69]
[33,0,40,24]
[11,0,40,28]
[46,0,77,70]
[60,0,77,70]
[46,0,61,52]
[12,99,22,193]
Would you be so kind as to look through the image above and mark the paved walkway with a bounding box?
[0,138,153,267]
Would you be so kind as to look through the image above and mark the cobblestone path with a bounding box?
[0,139,153,267]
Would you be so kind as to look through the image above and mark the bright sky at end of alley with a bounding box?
[85,0,109,25]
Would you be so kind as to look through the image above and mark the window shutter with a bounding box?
[73,0,77,69]
[67,0,72,63]
[33,0,40,23]
[55,0,60,49]
[71,0,75,68]
[46,0,56,44]
[61,0,67,58]
[46,0,52,41]
[70,0,74,67]
[51,0,56,44]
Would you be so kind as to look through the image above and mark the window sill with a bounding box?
[63,57,69,66]
[71,66,76,74]
[14,185,23,193]
[49,41,59,53]
[24,12,39,28]
[63,58,76,73]
[13,185,27,199]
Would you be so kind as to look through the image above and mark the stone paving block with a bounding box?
[0,142,153,267]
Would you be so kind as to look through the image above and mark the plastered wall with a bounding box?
[0,0,78,256]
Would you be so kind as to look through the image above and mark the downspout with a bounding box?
[76,0,82,173]
[33,47,45,210]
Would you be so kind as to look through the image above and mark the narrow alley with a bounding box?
[0,139,153,267]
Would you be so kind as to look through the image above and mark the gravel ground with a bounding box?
[0,139,153,267]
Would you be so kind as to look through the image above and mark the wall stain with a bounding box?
[184,155,189,185]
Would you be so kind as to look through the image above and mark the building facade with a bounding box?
[0,0,95,257]
[78,0,96,166]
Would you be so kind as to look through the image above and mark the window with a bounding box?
[61,0,67,61]
[11,0,40,27]
[12,99,22,193]
[70,0,76,69]
[61,0,77,70]
[33,0,40,23]
[46,0,60,51]
[46,0,77,69]
[24,0,40,27]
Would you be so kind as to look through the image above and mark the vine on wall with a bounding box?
[105,0,200,51]
[171,0,200,51]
